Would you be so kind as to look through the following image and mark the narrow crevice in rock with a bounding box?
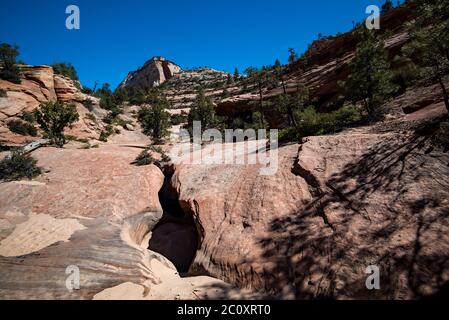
[148,165,200,275]
[291,150,336,231]
[291,156,322,197]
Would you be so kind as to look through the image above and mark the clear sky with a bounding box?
[1,0,389,89]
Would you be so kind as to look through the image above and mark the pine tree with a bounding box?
[403,0,449,112]
[226,73,233,85]
[274,59,281,68]
[346,28,398,116]
[245,67,269,125]
[138,100,170,144]
[187,88,217,134]
[233,68,240,82]
[288,48,298,65]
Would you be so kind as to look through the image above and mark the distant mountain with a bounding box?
[118,56,182,89]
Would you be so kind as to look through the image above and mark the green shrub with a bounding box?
[138,102,170,144]
[52,62,79,81]
[34,101,79,147]
[0,150,41,181]
[295,105,361,138]
[132,145,171,167]
[81,86,93,94]
[7,119,37,136]
[99,125,114,142]
[83,98,94,111]
[22,111,36,123]
[279,105,361,143]
[85,113,97,123]
[0,88,7,97]
[170,113,188,125]
[278,127,299,143]
[132,149,157,166]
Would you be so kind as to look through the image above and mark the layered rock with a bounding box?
[119,56,181,89]
[0,145,255,299]
[0,65,108,145]
[169,117,449,299]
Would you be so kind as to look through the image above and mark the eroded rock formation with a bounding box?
[169,116,449,299]
[119,56,181,89]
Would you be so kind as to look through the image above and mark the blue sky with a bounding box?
[0,0,389,89]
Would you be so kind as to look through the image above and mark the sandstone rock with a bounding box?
[54,74,85,102]
[119,56,181,89]
[20,65,57,101]
[0,145,252,299]
[125,123,134,131]
[0,145,164,299]
[170,128,449,299]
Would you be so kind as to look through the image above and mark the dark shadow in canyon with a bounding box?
[148,167,199,274]
[255,117,449,299]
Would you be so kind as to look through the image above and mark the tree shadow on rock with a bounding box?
[256,121,449,299]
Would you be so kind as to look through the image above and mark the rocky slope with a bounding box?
[163,103,449,299]
[163,67,231,109]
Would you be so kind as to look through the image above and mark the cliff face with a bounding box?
[0,65,109,146]
[118,56,182,89]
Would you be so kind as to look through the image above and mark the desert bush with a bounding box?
[0,150,41,181]
[99,125,114,142]
[132,145,171,167]
[7,119,37,136]
[279,105,361,143]
[34,101,79,147]
[132,149,157,166]
[0,88,6,97]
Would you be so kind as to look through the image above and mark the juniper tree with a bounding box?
[138,99,170,144]
[34,101,79,147]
